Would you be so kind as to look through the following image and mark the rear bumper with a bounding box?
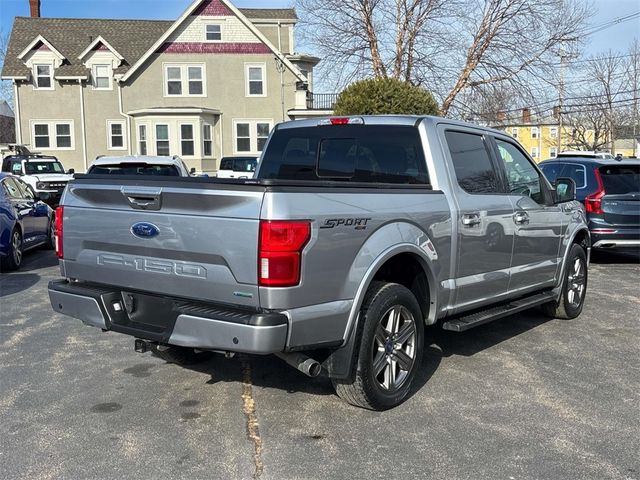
[48,280,287,354]
[590,229,640,249]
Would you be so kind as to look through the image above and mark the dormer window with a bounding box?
[93,64,112,90]
[34,64,53,89]
[205,24,222,41]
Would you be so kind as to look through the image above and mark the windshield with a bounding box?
[88,163,180,176]
[24,161,65,175]
[599,165,640,195]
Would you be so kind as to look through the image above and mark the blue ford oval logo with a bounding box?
[131,222,160,239]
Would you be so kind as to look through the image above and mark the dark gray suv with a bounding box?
[540,157,640,250]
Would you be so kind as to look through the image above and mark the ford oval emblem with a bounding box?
[131,222,160,239]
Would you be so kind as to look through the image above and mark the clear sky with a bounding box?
[0,0,638,64]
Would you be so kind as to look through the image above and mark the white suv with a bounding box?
[1,154,73,205]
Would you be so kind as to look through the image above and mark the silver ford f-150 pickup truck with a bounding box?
[48,116,590,410]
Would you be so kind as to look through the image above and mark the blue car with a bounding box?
[539,157,640,250]
[0,173,55,271]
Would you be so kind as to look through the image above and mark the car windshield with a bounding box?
[599,165,640,195]
[24,161,65,174]
[88,163,180,176]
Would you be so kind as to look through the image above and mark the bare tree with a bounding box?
[0,29,13,110]
[565,109,608,151]
[296,0,591,116]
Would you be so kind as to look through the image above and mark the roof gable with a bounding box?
[78,36,124,62]
[121,0,305,83]
[17,35,65,61]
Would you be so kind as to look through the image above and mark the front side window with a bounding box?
[206,24,221,41]
[495,139,544,204]
[56,124,72,148]
[34,123,50,148]
[34,64,52,89]
[138,125,147,155]
[108,121,125,149]
[93,64,111,89]
[180,124,195,156]
[156,124,170,156]
[2,177,23,198]
[165,65,205,96]
[203,124,212,157]
[246,64,265,96]
[445,131,499,194]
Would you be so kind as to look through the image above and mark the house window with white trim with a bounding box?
[549,126,558,138]
[206,24,222,41]
[234,120,273,153]
[32,121,74,149]
[245,64,266,97]
[164,64,205,97]
[531,127,539,139]
[107,120,126,150]
[156,124,170,156]
[511,127,518,139]
[138,125,147,155]
[203,124,213,157]
[180,124,195,156]
[549,147,557,158]
[56,124,72,148]
[34,64,53,89]
[531,146,539,158]
[93,64,111,89]
[34,124,50,148]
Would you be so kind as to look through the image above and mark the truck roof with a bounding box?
[91,155,182,167]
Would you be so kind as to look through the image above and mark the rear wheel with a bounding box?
[542,243,588,319]
[332,282,424,410]
[150,345,212,365]
[43,215,55,250]
[1,229,23,271]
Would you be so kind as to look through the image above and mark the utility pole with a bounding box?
[558,44,565,153]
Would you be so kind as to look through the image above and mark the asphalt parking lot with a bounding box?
[1,249,639,480]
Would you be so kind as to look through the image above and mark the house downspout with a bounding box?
[78,79,88,171]
[13,81,22,143]
[219,112,224,168]
[117,80,132,155]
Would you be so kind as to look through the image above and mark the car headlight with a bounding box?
[36,182,46,189]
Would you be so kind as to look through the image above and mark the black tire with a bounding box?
[43,215,55,250]
[332,282,424,410]
[151,345,213,365]
[1,228,23,272]
[542,243,588,319]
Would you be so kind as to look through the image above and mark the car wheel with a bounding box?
[150,344,213,365]
[332,281,424,410]
[542,243,588,319]
[1,229,23,271]
[43,216,55,250]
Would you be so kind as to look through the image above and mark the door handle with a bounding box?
[513,211,529,225]
[462,213,481,226]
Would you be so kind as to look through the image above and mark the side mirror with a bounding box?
[554,177,576,203]
[190,167,196,175]
[67,168,75,174]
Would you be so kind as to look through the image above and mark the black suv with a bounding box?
[539,157,640,250]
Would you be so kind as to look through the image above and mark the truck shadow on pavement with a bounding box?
[0,273,40,297]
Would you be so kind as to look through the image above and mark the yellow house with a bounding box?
[494,109,597,163]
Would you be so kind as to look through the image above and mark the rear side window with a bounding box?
[599,165,640,194]
[257,125,429,184]
[558,164,586,189]
[540,163,563,183]
[220,158,233,170]
[445,131,499,194]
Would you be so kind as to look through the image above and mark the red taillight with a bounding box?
[54,206,64,258]
[330,117,350,125]
[584,168,605,214]
[258,220,310,287]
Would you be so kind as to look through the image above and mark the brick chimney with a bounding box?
[522,107,531,124]
[29,0,41,17]
[496,111,506,122]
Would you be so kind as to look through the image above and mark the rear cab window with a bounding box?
[257,125,429,184]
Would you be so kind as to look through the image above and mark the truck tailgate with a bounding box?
[60,178,265,308]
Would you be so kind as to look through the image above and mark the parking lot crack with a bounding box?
[241,356,264,479]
